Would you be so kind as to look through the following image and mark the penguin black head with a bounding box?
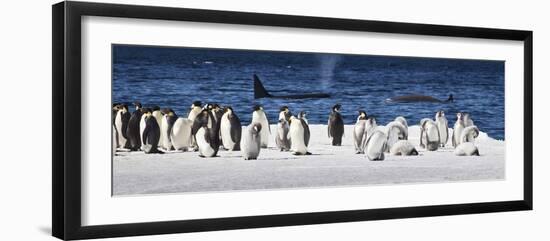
[253,105,263,111]
[436,110,445,118]
[358,110,368,120]
[457,112,464,121]
[192,101,202,108]
[121,104,129,111]
[280,106,290,112]
[298,111,307,119]
[152,105,160,111]
[133,101,142,109]
[332,104,342,112]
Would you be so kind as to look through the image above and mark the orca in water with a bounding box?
[253,74,330,99]
[387,94,454,103]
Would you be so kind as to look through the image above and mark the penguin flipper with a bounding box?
[302,119,310,147]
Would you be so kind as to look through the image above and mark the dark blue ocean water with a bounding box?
[113,45,505,140]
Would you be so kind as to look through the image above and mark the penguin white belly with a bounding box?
[220,116,235,150]
[454,142,479,156]
[436,119,448,146]
[139,114,147,150]
[353,121,366,153]
[252,112,270,148]
[289,122,307,155]
[114,111,126,148]
[425,123,440,151]
[171,118,193,151]
[241,131,260,160]
[196,128,216,157]
[153,110,163,144]
[160,117,171,150]
[453,125,464,146]
[365,131,387,161]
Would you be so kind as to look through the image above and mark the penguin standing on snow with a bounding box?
[363,130,388,161]
[126,101,143,151]
[241,122,262,160]
[289,116,311,155]
[220,106,242,151]
[114,104,131,149]
[194,109,220,157]
[328,104,344,146]
[188,101,203,149]
[251,105,270,148]
[435,110,449,147]
[353,110,368,154]
[142,108,163,154]
[170,117,194,152]
[275,118,291,152]
[452,113,466,148]
[421,119,441,151]
[160,108,178,151]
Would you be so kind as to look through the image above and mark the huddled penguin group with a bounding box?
[113,101,483,161]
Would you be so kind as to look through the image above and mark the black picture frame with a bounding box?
[52,1,533,240]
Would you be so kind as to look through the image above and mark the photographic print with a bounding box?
[111,44,505,196]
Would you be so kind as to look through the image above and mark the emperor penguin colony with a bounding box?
[112,99,488,160]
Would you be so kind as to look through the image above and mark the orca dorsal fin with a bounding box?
[254,74,272,99]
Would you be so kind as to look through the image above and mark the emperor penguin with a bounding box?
[385,121,408,152]
[241,122,262,160]
[160,108,178,151]
[152,106,164,145]
[353,110,368,154]
[452,113,466,148]
[170,117,194,151]
[421,119,441,151]
[188,101,203,150]
[328,104,344,146]
[454,142,480,156]
[139,109,148,150]
[126,102,143,151]
[389,140,419,156]
[279,106,292,122]
[463,112,475,127]
[252,105,270,148]
[460,125,480,144]
[435,110,449,147]
[220,106,242,151]
[194,109,220,157]
[114,104,130,149]
[419,118,432,149]
[363,130,387,161]
[289,116,311,155]
[394,116,409,140]
[142,109,163,154]
[275,118,290,151]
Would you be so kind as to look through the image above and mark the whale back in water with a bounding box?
[253,74,330,99]
[387,94,454,103]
